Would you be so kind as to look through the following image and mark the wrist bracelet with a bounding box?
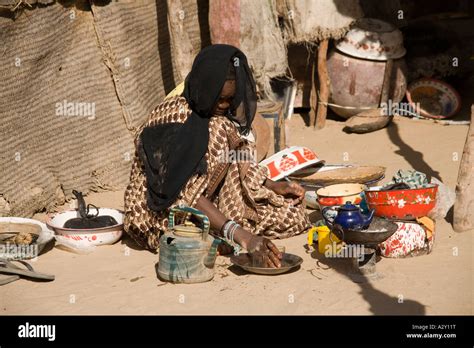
[220,219,232,237]
[229,223,241,255]
[220,219,241,256]
[223,220,235,240]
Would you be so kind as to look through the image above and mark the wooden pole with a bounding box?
[167,0,194,81]
[277,103,286,150]
[208,0,241,47]
[453,105,474,232]
[315,39,329,129]
[308,48,318,127]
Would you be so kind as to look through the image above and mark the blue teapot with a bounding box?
[323,201,374,231]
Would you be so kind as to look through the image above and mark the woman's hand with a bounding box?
[265,180,305,205]
[241,234,282,268]
[195,196,282,267]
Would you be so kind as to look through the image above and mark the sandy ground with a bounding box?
[1,114,473,315]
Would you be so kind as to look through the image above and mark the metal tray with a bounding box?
[230,253,303,275]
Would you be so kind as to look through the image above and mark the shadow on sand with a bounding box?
[309,247,426,315]
[386,121,442,182]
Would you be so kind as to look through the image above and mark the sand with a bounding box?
[1,115,472,315]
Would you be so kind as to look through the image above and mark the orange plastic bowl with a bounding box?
[365,185,438,220]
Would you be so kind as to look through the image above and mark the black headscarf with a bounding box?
[138,44,257,212]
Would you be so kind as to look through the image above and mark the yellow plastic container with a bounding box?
[308,225,343,257]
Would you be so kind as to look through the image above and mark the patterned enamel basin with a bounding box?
[406,78,461,119]
[365,185,438,220]
[46,209,123,246]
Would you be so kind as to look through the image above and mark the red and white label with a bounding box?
[259,146,323,181]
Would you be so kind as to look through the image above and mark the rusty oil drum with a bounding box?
[326,49,407,119]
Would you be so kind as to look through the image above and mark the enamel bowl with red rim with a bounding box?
[316,183,366,209]
[46,209,123,246]
[365,185,438,220]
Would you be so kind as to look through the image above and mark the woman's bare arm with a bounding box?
[195,195,281,267]
[195,195,251,247]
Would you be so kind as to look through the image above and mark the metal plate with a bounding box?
[298,175,385,192]
[230,253,303,275]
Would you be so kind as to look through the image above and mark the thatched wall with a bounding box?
[0,0,209,216]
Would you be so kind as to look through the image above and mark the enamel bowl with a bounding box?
[365,185,438,220]
[335,18,406,61]
[0,217,55,260]
[46,208,124,247]
[406,78,461,119]
[316,183,366,209]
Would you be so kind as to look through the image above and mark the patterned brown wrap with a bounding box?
[124,96,309,251]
